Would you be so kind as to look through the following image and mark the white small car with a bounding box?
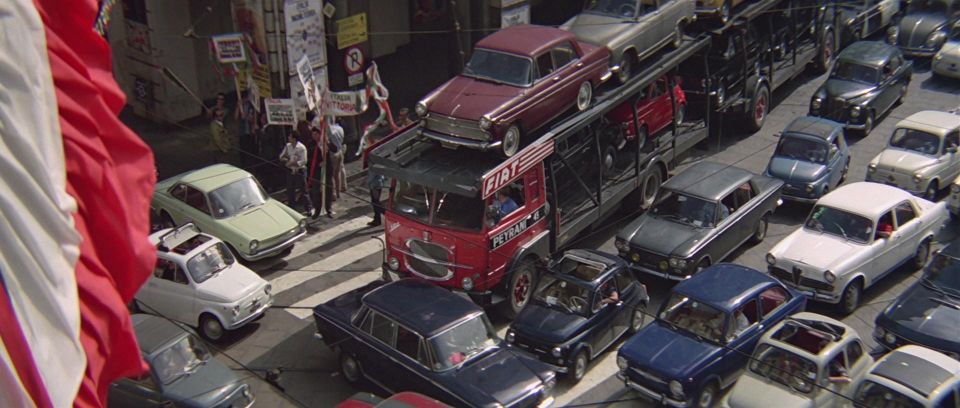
[135,223,273,341]
[766,182,948,315]
[933,35,960,79]
[866,110,960,200]
[721,312,873,408]
[853,345,960,408]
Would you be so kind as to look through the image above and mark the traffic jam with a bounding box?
[119,0,960,407]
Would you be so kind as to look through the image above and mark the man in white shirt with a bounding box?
[279,132,311,213]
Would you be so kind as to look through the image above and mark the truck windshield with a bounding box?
[391,181,484,231]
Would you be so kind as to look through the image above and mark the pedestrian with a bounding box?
[327,117,347,197]
[235,91,258,167]
[307,127,325,219]
[279,132,310,213]
[209,108,231,164]
[205,92,229,120]
[396,107,414,127]
[367,170,387,227]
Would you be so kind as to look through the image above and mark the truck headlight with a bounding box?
[887,27,898,43]
[914,173,924,183]
[669,380,684,399]
[615,238,629,253]
[850,105,861,118]
[461,277,474,291]
[824,270,836,283]
[616,355,627,371]
[249,240,259,253]
[811,97,822,111]
[506,330,515,344]
[479,115,493,130]
[766,253,776,266]
[387,256,400,271]
[551,347,562,358]
[868,163,877,173]
[927,31,946,48]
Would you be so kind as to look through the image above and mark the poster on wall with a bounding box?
[231,0,272,97]
[501,3,530,28]
[285,0,327,72]
[212,33,247,63]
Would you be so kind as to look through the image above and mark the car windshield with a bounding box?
[208,177,268,219]
[186,242,236,284]
[908,0,951,14]
[583,0,638,18]
[922,251,960,297]
[651,190,718,228]
[463,49,532,87]
[749,344,818,394]
[534,274,592,315]
[659,293,727,344]
[151,335,211,385]
[775,135,829,164]
[390,181,484,231]
[831,62,880,84]
[805,205,873,244]
[889,128,942,156]
[430,314,498,371]
[855,380,923,408]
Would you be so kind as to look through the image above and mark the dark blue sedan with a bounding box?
[616,263,806,408]
[506,250,649,383]
[874,239,960,359]
[313,279,557,408]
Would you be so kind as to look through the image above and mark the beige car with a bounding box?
[696,0,746,24]
[866,110,960,200]
[721,313,873,408]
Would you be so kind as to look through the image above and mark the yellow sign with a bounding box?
[236,65,273,98]
[336,13,367,50]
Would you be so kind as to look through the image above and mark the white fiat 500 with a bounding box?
[853,345,960,408]
[866,110,960,200]
[134,223,273,341]
[766,182,948,315]
[721,313,873,408]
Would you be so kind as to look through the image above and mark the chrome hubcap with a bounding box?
[577,83,591,110]
[204,318,223,339]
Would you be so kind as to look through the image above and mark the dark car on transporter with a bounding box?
[615,161,783,281]
[809,41,912,137]
[505,250,649,383]
[616,264,807,408]
[765,116,851,203]
[313,279,557,408]
[874,237,960,360]
[887,0,960,58]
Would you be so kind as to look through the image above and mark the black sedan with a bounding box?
[887,0,960,57]
[809,41,912,136]
[505,250,649,383]
[874,238,960,360]
[615,161,783,281]
[313,280,557,408]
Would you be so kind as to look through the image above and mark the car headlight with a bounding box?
[615,238,629,253]
[805,184,815,193]
[631,252,641,263]
[668,258,688,269]
[506,330,515,344]
[616,355,627,371]
[387,256,400,271]
[914,173,924,183]
[669,380,684,399]
[242,385,253,400]
[935,53,944,62]
[850,105,861,118]
[811,97,822,111]
[884,332,896,344]
[264,284,272,295]
[461,277,474,291]
[824,270,836,283]
[249,240,259,253]
[415,101,428,117]
[299,218,308,231]
[868,163,877,173]
[232,305,241,317]
[551,347,562,358]
[766,253,776,266]
[479,115,493,130]
[887,26,898,43]
[875,326,884,338]
[927,31,946,48]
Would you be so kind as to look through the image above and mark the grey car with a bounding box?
[108,314,253,408]
[561,0,696,84]
[615,161,783,281]
[766,116,851,203]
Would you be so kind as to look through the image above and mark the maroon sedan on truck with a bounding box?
[415,24,612,157]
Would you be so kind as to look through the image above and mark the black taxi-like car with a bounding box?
[615,161,783,281]
[505,250,649,383]
[313,279,557,408]
[810,41,912,136]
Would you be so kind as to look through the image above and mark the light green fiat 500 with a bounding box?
[152,164,307,261]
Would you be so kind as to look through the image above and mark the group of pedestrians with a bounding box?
[206,91,263,167]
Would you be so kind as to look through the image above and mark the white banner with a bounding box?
[212,33,247,63]
[295,55,321,111]
[285,0,326,72]
[321,89,368,116]
[264,98,297,126]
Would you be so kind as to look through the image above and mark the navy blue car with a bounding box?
[506,250,649,383]
[874,239,960,359]
[616,264,806,408]
[313,279,557,408]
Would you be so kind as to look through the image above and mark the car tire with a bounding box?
[695,382,718,408]
[924,181,938,201]
[897,83,908,105]
[616,52,635,84]
[503,261,538,319]
[750,214,769,245]
[696,258,711,274]
[814,29,835,74]
[576,82,593,112]
[160,211,176,229]
[602,144,617,179]
[861,111,875,137]
[629,303,647,334]
[199,314,226,342]
[838,280,862,316]
[502,125,521,158]
[639,162,661,210]
[840,157,850,184]
[912,238,931,270]
[567,351,588,384]
[745,84,770,132]
[339,352,363,385]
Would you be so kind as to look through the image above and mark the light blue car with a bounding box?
[765,116,851,203]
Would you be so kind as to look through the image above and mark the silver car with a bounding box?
[561,0,696,84]
[867,110,960,200]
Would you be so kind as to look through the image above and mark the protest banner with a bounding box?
[212,33,246,63]
[264,98,296,126]
[296,55,321,111]
[285,0,326,71]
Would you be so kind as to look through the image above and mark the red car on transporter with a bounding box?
[415,24,611,158]
[602,75,686,174]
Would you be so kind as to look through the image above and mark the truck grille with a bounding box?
[405,239,453,280]
[424,114,490,141]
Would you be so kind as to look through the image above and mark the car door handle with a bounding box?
[553,76,561,82]
[576,62,583,68]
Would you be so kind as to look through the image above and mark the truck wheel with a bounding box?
[912,238,931,270]
[814,29,835,74]
[567,351,588,384]
[640,167,662,209]
[503,261,538,318]
[745,85,770,132]
[502,125,521,158]
[339,352,363,385]
[602,144,617,178]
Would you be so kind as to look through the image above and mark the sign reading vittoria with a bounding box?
[490,205,547,250]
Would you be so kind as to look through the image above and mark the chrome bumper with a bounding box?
[243,229,306,261]
[630,262,688,281]
[419,129,501,151]
[619,373,688,408]
[225,297,272,330]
